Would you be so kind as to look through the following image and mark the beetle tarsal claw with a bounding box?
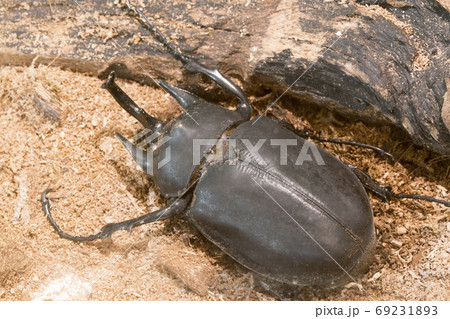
[101,71,116,89]
[377,149,395,162]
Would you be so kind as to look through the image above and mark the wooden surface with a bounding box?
[1,0,449,154]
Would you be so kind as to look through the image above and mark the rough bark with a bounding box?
[1,0,449,154]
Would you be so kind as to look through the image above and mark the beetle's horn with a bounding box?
[159,81,204,109]
[102,71,164,132]
[115,132,153,175]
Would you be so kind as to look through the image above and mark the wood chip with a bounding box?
[368,271,382,282]
[391,240,403,248]
[396,226,408,235]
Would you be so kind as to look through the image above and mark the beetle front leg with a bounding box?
[122,1,252,120]
[347,165,450,206]
[41,189,192,242]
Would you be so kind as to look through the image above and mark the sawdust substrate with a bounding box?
[0,64,449,300]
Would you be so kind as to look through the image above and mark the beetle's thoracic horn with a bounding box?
[123,1,252,121]
[115,132,152,174]
[102,71,164,132]
[159,81,204,109]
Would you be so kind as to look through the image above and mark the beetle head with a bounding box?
[116,82,243,197]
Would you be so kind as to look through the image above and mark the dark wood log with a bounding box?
[1,0,449,154]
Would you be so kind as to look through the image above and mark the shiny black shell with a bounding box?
[187,116,375,285]
[150,95,243,196]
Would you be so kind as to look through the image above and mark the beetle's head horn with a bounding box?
[115,132,153,175]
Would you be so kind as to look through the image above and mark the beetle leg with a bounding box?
[101,71,164,133]
[298,131,394,161]
[41,189,192,242]
[347,164,450,206]
[273,118,394,161]
[122,1,252,120]
[346,165,393,202]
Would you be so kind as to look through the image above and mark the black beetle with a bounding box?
[42,2,450,286]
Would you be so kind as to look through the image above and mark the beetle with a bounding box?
[41,2,450,286]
